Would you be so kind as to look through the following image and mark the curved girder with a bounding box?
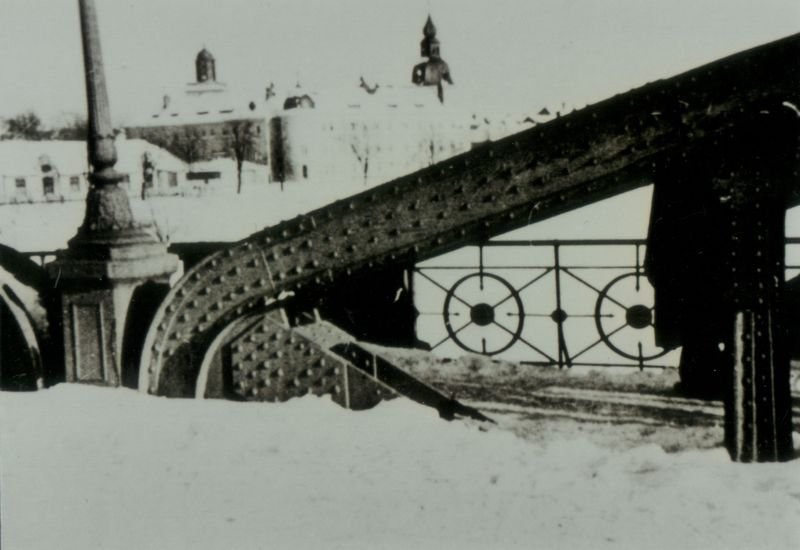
[140,33,800,396]
[0,282,43,390]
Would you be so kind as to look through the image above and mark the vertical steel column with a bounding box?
[724,163,794,462]
[720,111,797,462]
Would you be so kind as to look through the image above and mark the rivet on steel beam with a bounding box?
[216,275,226,284]
[226,249,235,258]
[211,259,219,267]
[281,229,290,238]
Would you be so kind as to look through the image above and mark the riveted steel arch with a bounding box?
[139,34,800,399]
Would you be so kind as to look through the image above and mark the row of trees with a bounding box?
[1,112,88,141]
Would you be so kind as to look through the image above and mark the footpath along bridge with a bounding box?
[1,0,798,462]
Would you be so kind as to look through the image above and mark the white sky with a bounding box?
[1,0,798,127]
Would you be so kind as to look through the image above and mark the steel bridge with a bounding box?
[1,24,798,462]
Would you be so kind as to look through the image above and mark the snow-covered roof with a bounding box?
[130,80,277,128]
[0,139,187,177]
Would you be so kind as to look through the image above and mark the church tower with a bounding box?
[195,48,216,83]
[412,15,453,102]
[420,15,440,58]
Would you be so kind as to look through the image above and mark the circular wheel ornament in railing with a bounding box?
[594,272,668,362]
[442,272,524,355]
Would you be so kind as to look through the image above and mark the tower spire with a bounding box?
[411,15,453,102]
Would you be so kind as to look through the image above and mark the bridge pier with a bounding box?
[46,0,177,386]
[719,127,795,462]
[648,109,797,461]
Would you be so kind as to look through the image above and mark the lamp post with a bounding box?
[47,0,178,387]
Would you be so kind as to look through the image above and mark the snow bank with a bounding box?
[1,385,798,549]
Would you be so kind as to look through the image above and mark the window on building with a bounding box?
[70,176,80,192]
[15,178,26,190]
[168,172,178,187]
[43,176,55,195]
[302,165,308,179]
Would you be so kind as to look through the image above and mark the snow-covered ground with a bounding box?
[1,384,799,550]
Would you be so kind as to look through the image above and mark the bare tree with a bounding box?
[169,131,206,167]
[224,121,257,194]
[51,115,88,140]
[2,112,45,140]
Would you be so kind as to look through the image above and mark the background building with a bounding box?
[126,18,556,193]
[125,48,271,168]
[0,138,187,204]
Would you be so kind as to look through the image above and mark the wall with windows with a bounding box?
[0,140,189,204]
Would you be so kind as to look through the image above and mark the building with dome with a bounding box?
[126,48,271,173]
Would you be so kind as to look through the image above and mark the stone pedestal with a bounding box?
[48,228,178,386]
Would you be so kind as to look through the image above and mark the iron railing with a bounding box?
[414,238,800,369]
[20,238,800,370]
